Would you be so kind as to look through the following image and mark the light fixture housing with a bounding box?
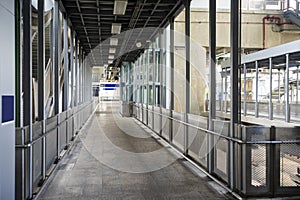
[111,23,122,34]
[108,59,114,64]
[109,48,116,54]
[113,0,128,15]
[108,55,114,59]
[110,38,118,46]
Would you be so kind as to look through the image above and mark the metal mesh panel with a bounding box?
[280,143,300,187]
[214,137,228,182]
[251,144,267,187]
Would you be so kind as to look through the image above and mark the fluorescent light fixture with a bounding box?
[110,38,118,46]
[111,23,122,34]
[109,48,116,54]
[108,55,114,59]
[114,0,128,15]
[108,59,114,63]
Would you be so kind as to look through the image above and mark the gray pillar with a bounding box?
[146,51,149,125]
[230,0,240,189]
[53,1,59,114]
[297,66,299,103]
[38,0,46,181]
[63,16,69,111]
[169,18,175,143]
[225,67,228,112]
[70,31,74,108]
[243,64,247,116]
[208,0,216,173]
[255,61,259,118]
[269,58,273,120]
[23,0,33,197]
[160,33,164,135]
[184,0,191,155]
[285,54,290,122]
[278,69,281,103]
[152,46,156,130]
[74,40,78,106]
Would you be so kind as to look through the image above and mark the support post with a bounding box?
[146,50,149,125]
[184,0,191,155]
[225,67,228,112]
[63,16,69,111]
[278,69,281,103]
[243,64,247,116]
[169,18,175,143]
[285,54,290,122]
[269,58,273,120]
[160,32,164,136]
[152,45,156,130]
[23,0,33,197]
[297,66,299,103]
[70,31,74,108]
[230,0,240,189]
[255,61,259,118]
[38,0,46,181]
[208,0,216,173]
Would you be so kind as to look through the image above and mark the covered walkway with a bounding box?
[37,101,233,200]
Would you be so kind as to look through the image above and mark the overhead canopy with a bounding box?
[61,0,185,67]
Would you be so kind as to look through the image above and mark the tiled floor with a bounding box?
[37,101,234,200]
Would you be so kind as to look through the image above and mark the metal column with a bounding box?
[38,0,46,181]
[269,58,273,120]
[146,50,149,125]
[74,39,78,106]
[184,0,191,155]
[243,64,247,116]
[53,1,60,115]
[23,0,33,197]
[285,54,290,122]
[208,0,216,173]
[152,45,156,130]
[278,69,281,103]
[169,18,175,143]
[297,66,299,103]
[160,33,164,136]
[70,31,74,108]
[225,67,228,112]
[230,0,240,189]
[255,61,259,117]
[142,54,144,123]
[63,16,69,111]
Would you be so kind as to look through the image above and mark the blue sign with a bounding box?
[2,95,14,123]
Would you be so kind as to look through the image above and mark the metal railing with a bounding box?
[15,100,98,200]
[133,103,300,198]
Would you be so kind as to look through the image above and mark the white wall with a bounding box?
[0,0,15,199]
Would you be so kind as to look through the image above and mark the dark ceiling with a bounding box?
[61,0,185,67]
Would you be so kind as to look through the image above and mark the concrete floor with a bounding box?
[37,101,235,200]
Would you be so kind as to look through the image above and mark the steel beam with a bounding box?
[146,50,149,125]
[269,58,273,120]
[285,54,290,122]
[75,39,78,106]
[152,45,156,130]
[63,16,69,111]
[278,69,280,103]
[38,0,46,182]
[169,18,175,143]
[70,31,74,108]
[184,0,191,155]
[230,0,240,189]
[255,61,259,118]
[243,64,247,116]
[208,0,216,173]
[23,0,33,197]
[297,66,299,103]
[160,32,164,136]
[54,1,60,115]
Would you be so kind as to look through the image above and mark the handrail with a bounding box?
[16,100,98,149]
[134,104,300,145]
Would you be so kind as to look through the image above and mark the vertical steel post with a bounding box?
[243,64,247,116]
[74,40,78,106]
[38,0,46,181]
[170,18,175,143]
[297,66,299,103]
[255,61,259,117]
[160,32,164,135]
[208,0,216,173]
[142,54,144,123]
[54,1,59,115]
[146,50,149,125]
[184,0,191,155]
[63,16,69,111]
[230,0,240,189]
[152,45,156,130]
[225,67,228,112]
[269,58,273,120]
[70,31,74,108]
[285,54,290,122]
[23,0,33,197]
[278,69,280,103]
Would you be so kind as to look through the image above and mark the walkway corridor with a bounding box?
[37,101,234,200]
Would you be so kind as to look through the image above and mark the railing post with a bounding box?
[243,64,247,116]
[255,61,259,118]
[285,54,290,122]
[269,58,273,120]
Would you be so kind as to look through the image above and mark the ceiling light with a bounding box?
[108,59,114,64]
[110,38,118,46]
[109,48,116,54]
[111,23,122,34]
[114,0,128,15]
[136,41,142,48]
[108,55,114,59]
